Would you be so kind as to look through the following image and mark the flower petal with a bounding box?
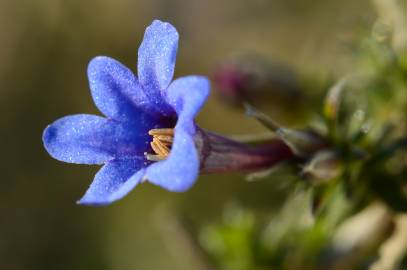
[43,114,147,164]
[165,76,210,132]
[138,20,178,98]
[144,76,210,191]
[78,158,147,205]
[88,56,151,120]
[145,127,199,192]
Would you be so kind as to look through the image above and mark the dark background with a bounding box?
[0,0,374,269]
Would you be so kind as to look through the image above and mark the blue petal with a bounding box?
[144,76,210,191]
[138,20,178,91]
[145,127,199,192]
[137,20,179,115]
[165,76,210,132]
[78,158,147,205]
[43,114,148,164]
[88,56,151,121]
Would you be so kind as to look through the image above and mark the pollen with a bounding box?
[146,128,174,161]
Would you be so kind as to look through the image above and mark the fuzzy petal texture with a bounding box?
[43,114,151,164]
[138,20,178,91]
[165,76,210,133]
[137,20,178,116]
[88,56,152,121]
[78,158,147,205]
[44,115,119,164]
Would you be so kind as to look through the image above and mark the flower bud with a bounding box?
[323,78,347,123]
[213,55,302,105]
[301,150,342,183]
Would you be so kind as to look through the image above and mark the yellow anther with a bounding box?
[146,128,175,161]
[156,135,173,144]
[148,128,174,136]
[145,154,166,161]
[153,138,170,155]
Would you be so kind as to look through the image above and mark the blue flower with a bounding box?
[43,20,210,205]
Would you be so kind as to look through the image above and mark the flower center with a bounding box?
[145,128,174,161]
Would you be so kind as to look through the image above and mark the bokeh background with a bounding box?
[0,0,383,269]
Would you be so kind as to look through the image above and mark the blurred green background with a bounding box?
[0,0,378,269]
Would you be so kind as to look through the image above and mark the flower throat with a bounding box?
[145,128,174,161]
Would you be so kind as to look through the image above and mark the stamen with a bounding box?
[148,128,174,136]
[145,154,167,161]
[146,128,175,161]
[151,141,166,156]
[156,135,174,144]
[153,138,170,155]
